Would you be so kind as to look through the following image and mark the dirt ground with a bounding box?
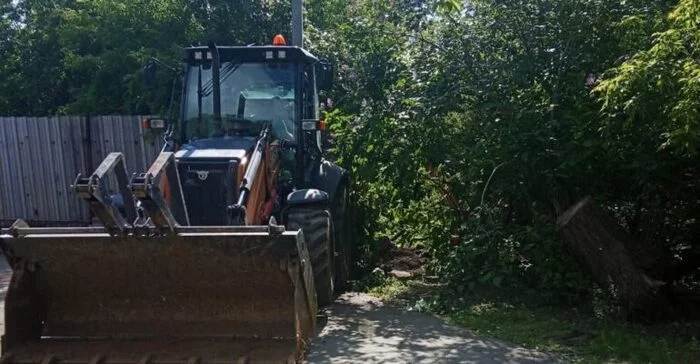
[0,258,558,363]
[377,240,427,275]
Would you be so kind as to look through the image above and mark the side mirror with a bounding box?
[316,60,334,92]
[143,58,158,87]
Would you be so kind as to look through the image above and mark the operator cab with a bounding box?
[155,37,333,226]
[178,44,323,145]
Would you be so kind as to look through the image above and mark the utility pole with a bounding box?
[291,0,303,47]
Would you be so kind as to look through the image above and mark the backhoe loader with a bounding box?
[0,8,351,363]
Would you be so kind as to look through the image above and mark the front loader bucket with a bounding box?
[0,226,316,364]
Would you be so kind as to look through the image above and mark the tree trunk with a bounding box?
[557,196,670,320]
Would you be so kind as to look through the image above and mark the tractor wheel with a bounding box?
[287,207,335,306]
[332,186,351,291]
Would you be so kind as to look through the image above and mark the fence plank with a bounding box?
[4,118,27,220]
[0,119,13,218]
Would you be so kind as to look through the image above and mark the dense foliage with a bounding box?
[1,0,698,311]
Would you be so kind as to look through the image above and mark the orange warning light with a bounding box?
[272,34,287,46]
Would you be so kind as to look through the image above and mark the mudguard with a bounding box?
[309,159,348,201]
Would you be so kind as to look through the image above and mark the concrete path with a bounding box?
[307,292,557,363]
[0,259,557,363]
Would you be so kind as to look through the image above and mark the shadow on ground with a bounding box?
[307,292,560,364]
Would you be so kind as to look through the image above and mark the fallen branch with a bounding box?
[481,162,506,207]
[557,196,670,320]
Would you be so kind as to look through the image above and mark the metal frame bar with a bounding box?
[71,153,136,235]
[130,152,189,233]
[227,125,270,225]
[4,359,252,364]
[6,222,289,238]
[9,226,108,237]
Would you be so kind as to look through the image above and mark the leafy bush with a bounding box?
[324,0,698,307]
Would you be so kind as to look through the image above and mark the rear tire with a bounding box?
[287,207,335,306]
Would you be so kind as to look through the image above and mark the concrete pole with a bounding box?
[291,0,303,47]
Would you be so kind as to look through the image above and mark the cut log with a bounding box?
[557,196,670,320]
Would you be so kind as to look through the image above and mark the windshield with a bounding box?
[182,62,296,141]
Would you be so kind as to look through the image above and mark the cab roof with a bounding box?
[183,46,319,64]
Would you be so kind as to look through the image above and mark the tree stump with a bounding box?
[557,196,669,320]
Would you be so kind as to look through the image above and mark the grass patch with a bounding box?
[446,303,700,363]
[366,277,413,300]
[362,277,700,363]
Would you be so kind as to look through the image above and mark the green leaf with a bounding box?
[492,276,503,287]
[436,0,461,15]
